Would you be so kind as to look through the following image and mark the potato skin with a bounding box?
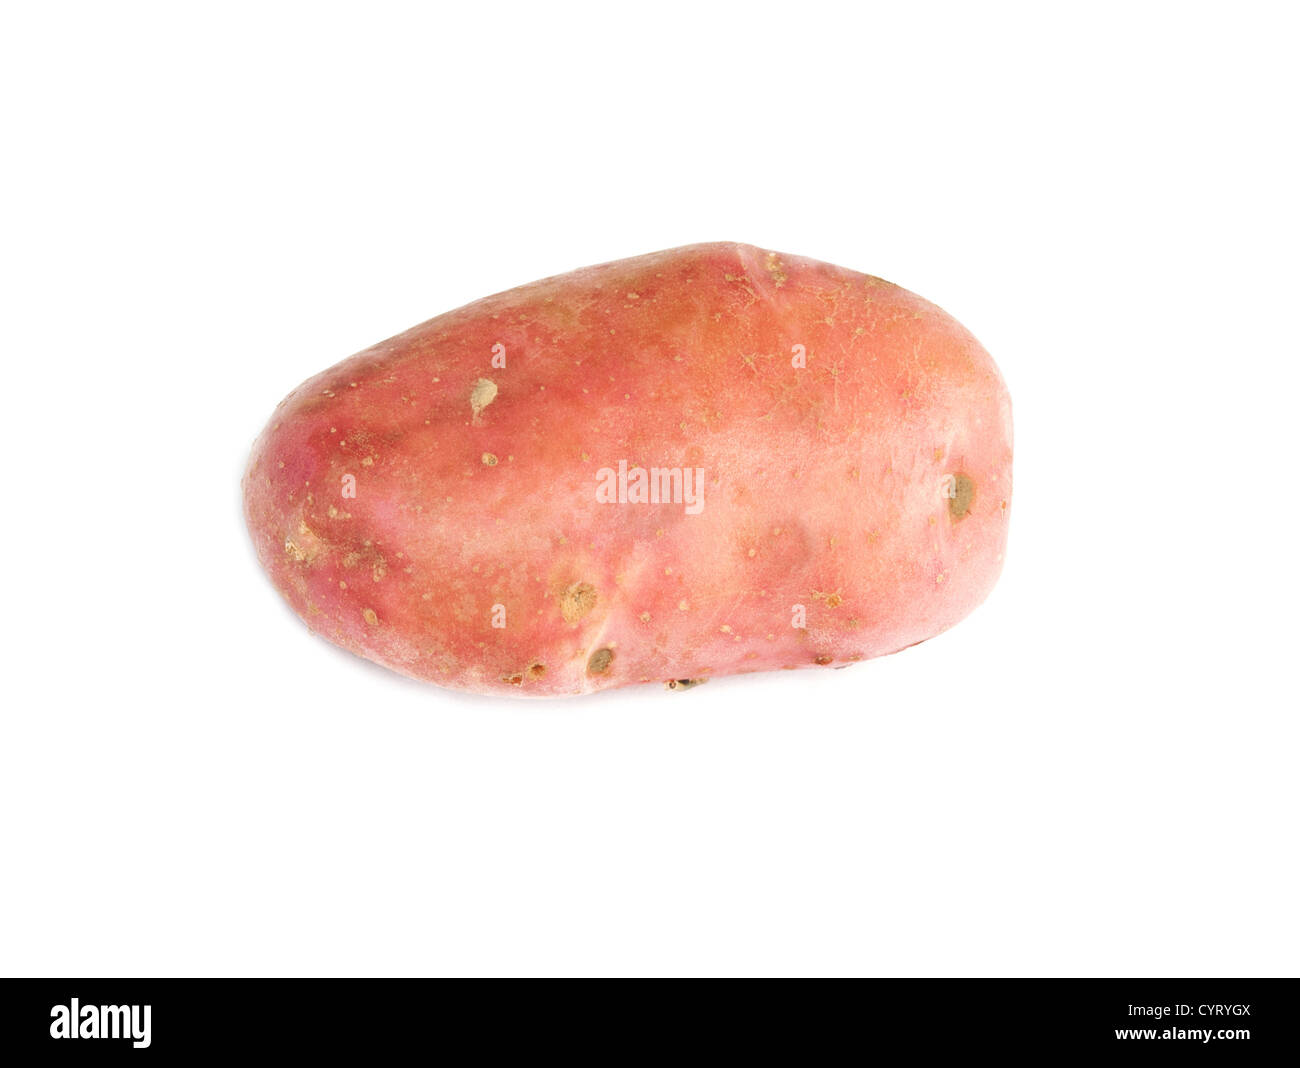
[243,243,1012,697]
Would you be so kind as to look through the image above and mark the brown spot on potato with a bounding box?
[470,378,498,419]
[814,655,834,665]
[764,253,787,286]
[948,473,976,520]
[665,678,707,691]
[363,608,379,626]
[560,581,598,623]
[528,662,546,678]
[587,647,614,675]
[482,452,498,466]
[502,672,524,686]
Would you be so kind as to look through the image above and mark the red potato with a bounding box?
[243,243,1012,697]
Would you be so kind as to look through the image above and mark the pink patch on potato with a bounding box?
[243,243,1012,697]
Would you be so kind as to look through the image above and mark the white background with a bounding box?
[2,2,1296,978]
